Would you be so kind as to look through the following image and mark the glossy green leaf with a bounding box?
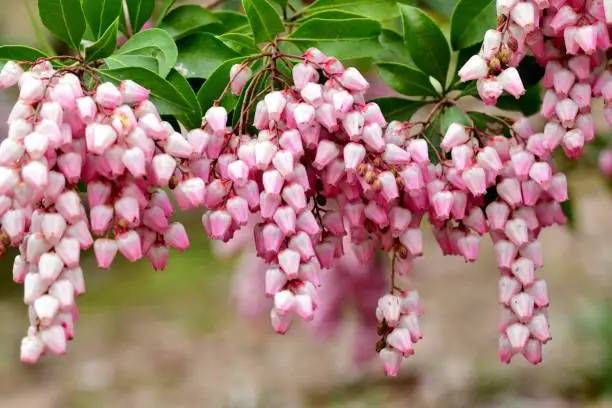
[425,116,443,164]
[157,0,177,21]
[82,0,122,39]
[288,17,381,41]
[97,67,192,115]
[285,38,382,60]
[376,29,415,66]
[450,0,496,50]
[85,19,119,61]
[104,55,159,71]
[372,97,424,121]
[167,69,202,129]
[38,0,87,49]
[0,46,47,69]
[176,33,240,79]
[306,0,412,21]
[120,0,155,34]
[497,85,542,116]
[242,0,285,44]
[217,33,259,54]
[286,17,382,59]
[399,5,450,85]
[440,105,472,134]
[117,28,177,77]
[270,0,288,7]
[197,57,247,112]
[297,10,367,22]
[158,5,220,39]
[214,11,249,33]
[376,62,438,97]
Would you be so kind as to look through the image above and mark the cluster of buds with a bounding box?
[218,226,388,366]
[0,59,199,362]
[0,33,579,375]
[460,0,612,159]
[196,47,432,374]
[414,112,567,364]
[482,125,565,364]
[376,289,423,376]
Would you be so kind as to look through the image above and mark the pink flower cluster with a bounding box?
[0,60,198,363]
[460,0,612,159]
[418,118,567,364]
[217,227,387,366]
[455,0,612,363]
[200,49,428,355]
[0,37,576,375]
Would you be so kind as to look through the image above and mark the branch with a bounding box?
[122,0,134,38]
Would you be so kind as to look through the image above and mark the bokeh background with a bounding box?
[2,0,612,407]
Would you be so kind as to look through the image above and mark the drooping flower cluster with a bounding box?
[217,225,388,366]
[459,0,612,159]
[200,48,427,353]
[0,60,199,363]
[0,35,575,376]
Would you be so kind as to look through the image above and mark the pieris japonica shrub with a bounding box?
[1,0,610,376]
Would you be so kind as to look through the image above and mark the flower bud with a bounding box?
[120,80,150,104]
[229,64,252,95]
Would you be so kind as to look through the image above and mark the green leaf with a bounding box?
[176,33,240,79]
[288,17,381,41]
[214,11,249,33]
[217,33,259,54]
[376,29,415,66]
[440,105,472,134]
[450,0,496,50]
[425,116,443,164]
[242,0,285,44]
[97,67,192,115]
[120,0,155,33]
[270,0,288,7]
[497,85,542,116]
[167,69,202,129]
[157,0,177,21]
[468,111,513,138]
[38,0,87,50]
[297,10,368,22]
[85,19,119,61]
[376,62,438,97]
[158,5,220,39]
[284,38,382,60]
[104,54,159,71]
[82,0,122,39]
[286,17,382,59]
[118,28,177,77]
[197,57,247,113]
[0,46,47,69]
[306,0,411,21]
[372,97,424,121]
[399,4,450,86]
